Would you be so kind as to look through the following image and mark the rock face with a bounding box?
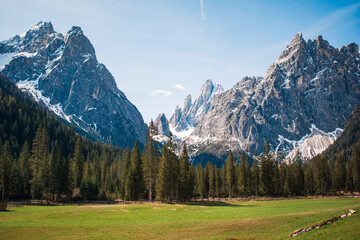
[188,33,360,162]
[0,21,147,149]
[154,113,170,136]
[170,79,224,133]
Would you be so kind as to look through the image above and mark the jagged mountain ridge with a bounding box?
[169,79,224,134]
[0,21,147,149]
[185,33,359,163]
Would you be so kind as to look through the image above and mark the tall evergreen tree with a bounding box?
[72,138,84,188]
[18,141,32,197]
[142,120,160,201]
[352,141,360,191]
[226,150,235,198]
[155,145,172,201]
[179,144,194,201]
[293,159,304,195]
[125,141,145,201]
[303,162,314,195]
[250,153,260,196]
[30,125,49,199]
[313,156,331,194]
[120,148,131,200]
[345,159,354,192]
[1,141,13,199]
[333,156,346,191]
[260,141,275,196]
[207,162,215,198]
[238,152,249,196]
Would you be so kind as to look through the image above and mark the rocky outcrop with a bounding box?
[0,21,147,149]
[154,113,170,136]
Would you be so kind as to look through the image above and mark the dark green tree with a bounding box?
[142,120,160,201]
[250,153,260,196]
[179,144,194,201]
[260,141,275,196]
[30,125,49,199]
[226,150,235,198]
[333,156,346,191]
[155,145,172,201]
[18,141,32,197]
[72,138,84,189]
[120,148,131,200]
[125,141,145,201]
[1,141,13,199]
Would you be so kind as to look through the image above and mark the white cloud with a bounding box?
[200,0,207,21]
[151,89,172,97]
[174,84,187,90]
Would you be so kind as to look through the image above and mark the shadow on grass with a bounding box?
[178,201,255,207]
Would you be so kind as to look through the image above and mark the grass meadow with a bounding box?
[1,198,359,239]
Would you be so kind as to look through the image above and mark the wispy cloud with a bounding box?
[200,0,207,21]
[174,84,187,90]
[151,89,172,97]
[303,3,360,37]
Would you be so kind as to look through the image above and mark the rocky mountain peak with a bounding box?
[183,94,192,115]
[168,79,224,134]
[188,34,360,165]
[0,21,147,149]
[154,113,170,136]
[290,32,305,46]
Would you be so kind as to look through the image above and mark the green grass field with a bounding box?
[1,198,360,239]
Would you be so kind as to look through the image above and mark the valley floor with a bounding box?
[1,198,360,239]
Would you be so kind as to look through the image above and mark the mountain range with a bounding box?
[155,33,360,165]
[0,21,147,149]
[1,22,359,164]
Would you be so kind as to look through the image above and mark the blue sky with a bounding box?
[1,0,360,122]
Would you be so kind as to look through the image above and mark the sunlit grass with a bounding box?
[1,198,359,239]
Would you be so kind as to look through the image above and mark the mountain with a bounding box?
[169,79,224,135]
[185,33,360,164]
[154,113,170,136]
[0,21,147,149]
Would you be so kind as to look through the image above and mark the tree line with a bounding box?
[1,74,360,201]
[1,120,360,201]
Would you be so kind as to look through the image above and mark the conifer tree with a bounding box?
[1,141,13,199]
[30,125,49,199]
[345,159,354,192]
[238,152,249,196]
[120,148,131,200]
[155,145,172,201]
[260,141,275,196]
[207,162,215,198]
[125,141,144,201]
[179,144,194,201]
[18,141,32,197]
[226,150,235,198]
[303,162,314,195]
[142,120,160,201]
[72,138,84,188]
[333,156,346,191]
[313,156,331,194]
[293,159,304,195]
[250,153,260,196]
[352,141,360,191]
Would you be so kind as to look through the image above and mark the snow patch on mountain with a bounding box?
[275,124,343,162]
[0,53,16,71]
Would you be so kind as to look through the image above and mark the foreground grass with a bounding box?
[1,198,359,239]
